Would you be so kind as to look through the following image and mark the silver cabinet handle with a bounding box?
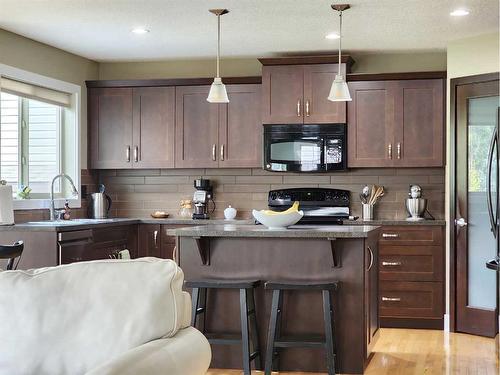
[388,143,392,159]
[455,218,468,227]
[126,146,131,162]
[212,144,217,161]
[397,142,401,159]
[305,99,310,117]
[367,246,374,271]
[153,230,158,247]
[220,144,225,161]
[382,296,401,302]
[297,99,302,117]
[382,261,402,266]
[134,146,138,162]
[382,233,399,238]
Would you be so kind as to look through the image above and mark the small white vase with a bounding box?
[224,205,237,220]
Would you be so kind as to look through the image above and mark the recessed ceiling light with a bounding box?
[325,32,340,40]
[450,9,469,16]
[131,27,150,34]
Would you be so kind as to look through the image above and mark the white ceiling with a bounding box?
[0,0,498,62]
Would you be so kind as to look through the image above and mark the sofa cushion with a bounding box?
[0,258,191,375]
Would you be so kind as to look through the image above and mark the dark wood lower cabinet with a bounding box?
[137,224,188,259]
[378,225,445,329]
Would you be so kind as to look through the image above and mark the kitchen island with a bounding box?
[169,224,380,374]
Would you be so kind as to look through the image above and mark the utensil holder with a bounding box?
[362,203,374,221]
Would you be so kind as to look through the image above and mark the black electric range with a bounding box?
[268,187,357,224]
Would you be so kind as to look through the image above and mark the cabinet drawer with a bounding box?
[379,226,443,246]
[379,245,443,281]
[379,281,443,318]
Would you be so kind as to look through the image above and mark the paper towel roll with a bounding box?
[0,185,14,225]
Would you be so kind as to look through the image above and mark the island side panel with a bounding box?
[0,230,58,269]
[178,236,367,374]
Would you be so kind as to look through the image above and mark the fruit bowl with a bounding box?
[252,209,304,230]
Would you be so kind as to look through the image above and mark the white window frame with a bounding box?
[0,63,81,210]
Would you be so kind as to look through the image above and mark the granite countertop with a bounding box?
[167,224,381,239]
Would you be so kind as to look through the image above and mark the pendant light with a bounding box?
[207,8,229,103]
[328,4,351,102]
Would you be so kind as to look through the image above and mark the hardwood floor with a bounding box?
[206,328,498,375]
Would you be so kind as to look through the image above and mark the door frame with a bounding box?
[449,72,500,333]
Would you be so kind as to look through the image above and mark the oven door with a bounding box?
[264,135,324,172]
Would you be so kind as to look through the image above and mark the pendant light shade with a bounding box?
[207,9,229,103]
[328,4,351,102]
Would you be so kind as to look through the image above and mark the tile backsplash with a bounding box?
[98,168,445,220]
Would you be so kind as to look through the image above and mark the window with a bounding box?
[0,93,62,195]
[0,64,81,209]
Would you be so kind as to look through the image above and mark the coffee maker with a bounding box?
[192,179,215,219]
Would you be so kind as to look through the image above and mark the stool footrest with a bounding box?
[274,335,326,349]
[206,333,242,345]
[249,351,260,360]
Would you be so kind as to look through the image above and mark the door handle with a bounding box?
[397,142,401,159]
[367,246,374,271]
[388,144,392,159]
[220,144,225,161]
[382,233,399,238]
[134,146,138,162]
[126,146,131,162]
[455,218,468,227]
[487,129,498,237]
[382,261,402,266]
[153,230,158,247]
[305,99,310,117]
[297,99,302,117]
[382,296,401,302]
[212,144,217,161]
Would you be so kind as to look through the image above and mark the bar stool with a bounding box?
[0,241,24,270]
[184,279,262,375]
[264,280,339,375]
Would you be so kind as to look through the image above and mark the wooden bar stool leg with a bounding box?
[322,290,336,375]
[190,287,200,327]
[248,288,262,369]
[265,289,281,375]
[199,287,207,334]
[240,288,251,375]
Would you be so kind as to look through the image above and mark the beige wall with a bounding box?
[444,32,500,328]
[98,51,447,80]
[0,28,99,168]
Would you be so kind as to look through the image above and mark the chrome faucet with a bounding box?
[50,173,79,221]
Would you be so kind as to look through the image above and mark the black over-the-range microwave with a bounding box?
[263,124,347,173]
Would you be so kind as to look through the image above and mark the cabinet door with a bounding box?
[262,65,304,124]
[365,239,379,356]
[303,64,347,123]
[175,86,219,168]
[89,88,133,169]
[133,87,175,168]
[137,224,161,258]
[394,79,444,167]
[219,84,262,168]
[348,81,396,167]
[160,225,180,260]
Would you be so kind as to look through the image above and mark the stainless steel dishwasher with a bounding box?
[57,230,93,265]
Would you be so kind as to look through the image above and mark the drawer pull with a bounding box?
[382,233,400,238]
[382,261,402,266]
[382,296,401,302]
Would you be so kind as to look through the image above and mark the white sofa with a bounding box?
[0,258,211,375]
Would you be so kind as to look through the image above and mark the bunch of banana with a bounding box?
[261,201,300,215]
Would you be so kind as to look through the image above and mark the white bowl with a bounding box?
[252,209,304,230]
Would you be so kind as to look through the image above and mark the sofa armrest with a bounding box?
[85,327,211,375]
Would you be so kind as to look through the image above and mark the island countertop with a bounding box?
[168,224,380,238]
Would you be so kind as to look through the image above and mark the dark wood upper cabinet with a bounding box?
[393,79,444,167]
[89,87,175,169]
[348,78,444,168]
[348,81,396,167]
[133,87,175,168]
[303,64,347,124]
[176,84,262,168]
[219,84,262,168]
[175,85,219,168]
[89,88,133,169]
[262,63,347,124]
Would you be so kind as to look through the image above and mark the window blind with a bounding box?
[0,76,71,108]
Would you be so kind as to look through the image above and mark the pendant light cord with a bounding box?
[338,10,342,76]
[217,14,221,78]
